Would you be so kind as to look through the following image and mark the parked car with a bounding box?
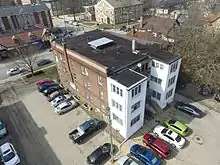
[153,125,185,149]
[36,79,54,88]
[69,118,102,144]
[6,68,21,76]
[87,143,115,165]
[36,59,52,67]
[143,133,170,159]
[54,100,77,115]
[175,101,205,118]
[163,119,189,137]
[38,82,57,92]
[42,85,62,96]
[0,120,7,138]
[51,94,72,107]
[130,144,161,165]
[116,155,139,165]
[0,142,20,165]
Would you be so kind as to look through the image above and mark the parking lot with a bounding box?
[119,94,220,165]
[0,87,119,165]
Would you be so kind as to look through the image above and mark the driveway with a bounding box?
[118,94,220,165]
[0,87,119,165]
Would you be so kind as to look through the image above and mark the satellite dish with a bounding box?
[137,63,142,68]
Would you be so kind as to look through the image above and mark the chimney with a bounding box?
[132,39,136,52]
[140,16,143,28]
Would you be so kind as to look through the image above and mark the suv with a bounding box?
[0,142,20,165]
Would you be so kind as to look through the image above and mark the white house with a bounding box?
[149,58,181,109]
[107,69,148,139]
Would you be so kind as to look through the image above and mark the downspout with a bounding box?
[62,42,74,83]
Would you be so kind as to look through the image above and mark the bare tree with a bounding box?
[15,45,40,76]
[172,1,220,90]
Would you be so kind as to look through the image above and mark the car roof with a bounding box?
[165,129,178,138]
[173,121,187,130]
[57,101,69,108]
[87,146,103,163]
[0,143,12,153]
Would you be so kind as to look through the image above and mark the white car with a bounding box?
[153,125,185,149]
[0,142,20,165]
[51,94,72,107]
[54,100,77,115]
[6,68,21,76]
[116,156,138,165]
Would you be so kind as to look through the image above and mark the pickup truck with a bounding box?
[69,118,102,144]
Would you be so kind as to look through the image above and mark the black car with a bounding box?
[43,85,62,96]
[38,83,57,92]
[37,59,52,67]
[69,118,102,144]
[87,143,115,165]
[175,101,205,118]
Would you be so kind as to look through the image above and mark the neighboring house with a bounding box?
[0,3,53,35]
[95,0,143,24]
[204,12,220,33]
[137,16,179,43]
[51,29,181,139]
[83,5,96,21]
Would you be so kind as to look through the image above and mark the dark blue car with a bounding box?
[43,85,62,96]
[38,83,57,92]
[130,144,161,165]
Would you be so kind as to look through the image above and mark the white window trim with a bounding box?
[81,66,88,75]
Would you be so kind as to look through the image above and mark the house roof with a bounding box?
[141,16,177,35]
[0,28,44,48]
[110,68,147,88]
[0,3,49,17]
[104,0,142,8]
[127,31,170,45]
[55,30,180,73]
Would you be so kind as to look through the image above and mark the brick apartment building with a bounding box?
[52,30,181,139]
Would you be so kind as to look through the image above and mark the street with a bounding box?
[0,50,54,81]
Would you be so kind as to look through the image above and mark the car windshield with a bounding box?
[0,124,5,130]
[168,119,176,125]
[175,135,181,142]
[123,158,134,165]
[3,151,15,162]
[151,157,158,164]
[161,128,168,134]
[137,147,146,155]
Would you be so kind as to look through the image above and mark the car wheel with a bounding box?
[78,139,83,144]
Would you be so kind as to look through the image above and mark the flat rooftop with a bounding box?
[110,69,147,88]
[55,30,180,73]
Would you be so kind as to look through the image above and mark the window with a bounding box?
[170,61,178,73]
[98,75,103,85]
[120,89,123,97]
[152,61,155,67]
[116,87,119,94]
[100,91,104,99]
[152,90,161,101]
[132,85,141,98]
[131,114,140,127]
[112,99,115,106]
[113,113,123,125]
[160,64,164,69]
[156,63,159,68]
[168,76,176,87]
[81,66,88,75]
[112,99,122,111]
[112,84,116,92]
[131,101,140,113]
[156,92,161,100]
[166,88,173,99]
[150,75,162,85]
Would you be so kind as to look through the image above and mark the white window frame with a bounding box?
[81,66,88,75]
[98,75,103,85]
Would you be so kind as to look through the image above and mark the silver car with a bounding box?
[51,94,72,107]
[0,120,7,138]
[54,100,77,115]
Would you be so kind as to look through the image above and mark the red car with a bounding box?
[143,133,170,159]
[36,79,53,88]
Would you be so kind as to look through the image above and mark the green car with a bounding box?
[163,119,189,137]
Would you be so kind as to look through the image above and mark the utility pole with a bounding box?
[107,107,114,164]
